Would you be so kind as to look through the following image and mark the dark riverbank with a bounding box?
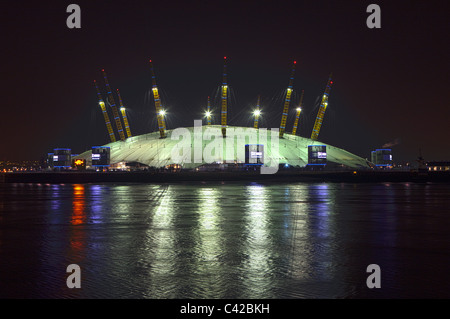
[2,170,449,183]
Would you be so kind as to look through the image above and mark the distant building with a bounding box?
[47,153,54,168]
[92,146,110,167]
[308,145,327,166]
[427,161,450,171]
[371,149,393,167]
[53,148,72,168]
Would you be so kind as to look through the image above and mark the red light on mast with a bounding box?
[294,61,297,64]
[149,59,152,63]
[224,56,227,60]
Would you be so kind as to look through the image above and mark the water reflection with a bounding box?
[90,185,103,224]
[307,184,335,281]
[283,183,337,291]
[50,184,61,214]
[288,184,337,287]
[285,185,308,280]
[242,184,272,296]
[110,185,134,220]
[69,185,87,265]
[71,184,87,226]
[370,184,398,242]
[153,187,173,228]
[310,184,333,238]
[144,186,177,298]
[2,182,449,298]
[192,187,224,297]
[196,187,221,261]
[0,201,3,247]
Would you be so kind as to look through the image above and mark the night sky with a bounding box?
[1,0,449,162]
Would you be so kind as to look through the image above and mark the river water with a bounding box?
[0,181,449,299]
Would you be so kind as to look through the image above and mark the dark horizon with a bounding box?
[1,0,449,162]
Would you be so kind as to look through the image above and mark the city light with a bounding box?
[253,109,261,117]
[159,109,166,116]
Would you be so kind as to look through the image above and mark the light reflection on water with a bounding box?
[0,182,450,298]
[243,184,271,297]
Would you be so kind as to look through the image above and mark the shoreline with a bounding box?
[2,170,449,184]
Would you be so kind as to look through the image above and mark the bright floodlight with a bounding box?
[159,110,166,116]
[296,107,301,112]
[205,111,211,117]
[120,107,125,112]
[253,109,261,117]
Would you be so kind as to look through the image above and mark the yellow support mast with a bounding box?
[206,96,212,125]
[279,60,297,138]
[253,95,261,129]
[116,89,132,138]
[311,73,333,141]
[221,56,228,138]
[94,80,116,143]
[102,69,126,141]
[292,89,304,136]
[149,59,167,138]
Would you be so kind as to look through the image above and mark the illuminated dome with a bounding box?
[76,125,370,169]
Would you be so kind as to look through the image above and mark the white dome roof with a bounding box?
[77,125,369,169]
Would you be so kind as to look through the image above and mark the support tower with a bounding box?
[279,61,297,138]
[292,90,304,136]
[221,57,228,138]
[149,59,167,138]
[311,73,333,140]
[94,80,116,143]
[254,95,261,129]
[116,89,132,138]
[102,69,126,141]
[206,96,212,125]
